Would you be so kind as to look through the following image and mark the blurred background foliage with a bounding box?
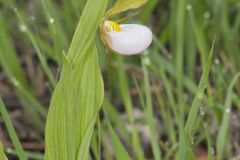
[0,0,240,159]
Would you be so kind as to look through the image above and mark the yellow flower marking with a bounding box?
[104,21,121,32]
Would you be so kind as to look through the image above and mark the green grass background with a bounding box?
[0,0,240,159]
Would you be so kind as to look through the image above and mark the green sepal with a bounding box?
[105,0,147,19]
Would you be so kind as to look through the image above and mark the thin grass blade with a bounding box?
[0,98,27,160]
[185,39,215,140]
[0,141,8,160]
[108,122,132,160]
[216,72,240,159]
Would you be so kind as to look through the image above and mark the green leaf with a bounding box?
[44,0,108,159]
[45,45,104,160]
[77,119,96,160]
[106,0,147,18]
[67,0,108,64]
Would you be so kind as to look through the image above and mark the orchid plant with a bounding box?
[100,0,153,55]
[44,0,151,160]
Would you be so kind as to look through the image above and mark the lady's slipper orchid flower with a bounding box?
[101,20,153,56]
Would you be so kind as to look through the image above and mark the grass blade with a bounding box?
[0,98,27,160]
[142,54,161,160]
[140,0,158,23]
[15,9,57,88]
[103,99,131,142]
[41,0,70,64]
[0,13,28,89]
[185,38,215,140]
[0,12,47,130]
[175,0,186,110]
[108,122,132,160]
[216,72,240,159]
[117,56,145,160]
[187,4,208,67]
[203,124,213,160]
[176,39,215,159]
[0,141,8,160]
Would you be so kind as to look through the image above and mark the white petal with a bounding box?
[106,24,153,55]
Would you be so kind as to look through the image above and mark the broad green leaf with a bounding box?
[67,0,108,64]
[44,0,108,160]
[45,44,104,160]
[106,0,147,18]
[77,119,96,160]
[0,142,8,160]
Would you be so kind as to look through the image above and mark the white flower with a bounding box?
[103,21,153,56]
